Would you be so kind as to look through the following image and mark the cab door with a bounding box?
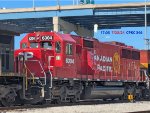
[64,42,76,78]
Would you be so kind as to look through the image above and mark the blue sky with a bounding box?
[0,0,148,50]
[0,0,146,8]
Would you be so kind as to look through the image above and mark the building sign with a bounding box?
[100,30,143,35]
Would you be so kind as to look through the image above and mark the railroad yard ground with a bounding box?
[2,100,150,113]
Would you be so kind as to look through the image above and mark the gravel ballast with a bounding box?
[7,101,150,113]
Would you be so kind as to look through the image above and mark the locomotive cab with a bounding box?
[14,32,77,103]
[15,32,55,78]
[15,32,77,79]
[14,32,58,103]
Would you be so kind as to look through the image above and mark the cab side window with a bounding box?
[21,43,27,48]
[66,43,73,55]
[55,41,61,53]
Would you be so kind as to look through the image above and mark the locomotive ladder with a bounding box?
[48,55,53,89]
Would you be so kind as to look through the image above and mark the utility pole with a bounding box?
[57,0,60,6]
[144,0,149,50]
[33,0,35,9]
[77,0,79,5]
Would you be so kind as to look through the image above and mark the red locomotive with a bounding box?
[13,31,149,104]
[0,31,149,106]
[15,32,141,81]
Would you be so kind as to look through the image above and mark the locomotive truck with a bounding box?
[0,31,149,106]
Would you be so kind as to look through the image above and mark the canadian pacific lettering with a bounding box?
[19,52,33,60]
[94,55,112,72]
[94,55,112,62]
[97,65,112,72]
[28,37,36,41]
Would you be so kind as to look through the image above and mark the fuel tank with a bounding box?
[81,86,124,99]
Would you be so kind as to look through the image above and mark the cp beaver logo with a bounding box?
[113,52,120,74]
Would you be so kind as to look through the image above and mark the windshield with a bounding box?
[30,42,38,48]
[41,42,52,49]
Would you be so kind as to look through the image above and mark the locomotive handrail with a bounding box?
[143,70,150,89]
[24,60,47,85]
[48,56,53,89]
[24,62,35,84]
[48,70,52,89]
[24,63,28,90]
[38,60,47,85]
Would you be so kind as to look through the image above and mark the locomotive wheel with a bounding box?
[70,96,79,103]
[1,97,15,107]
[111,98,115,101]
[1,90,16,107]
[23,85,44,105]
[103,98,107,101]
[56,98,61,104]
[51,98,61,104]
[70,98,76,103]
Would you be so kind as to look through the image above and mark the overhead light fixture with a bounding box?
[94,24,98,32]
[76,22,80,25]
[2,7,6,9]
[144,0,149,50]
